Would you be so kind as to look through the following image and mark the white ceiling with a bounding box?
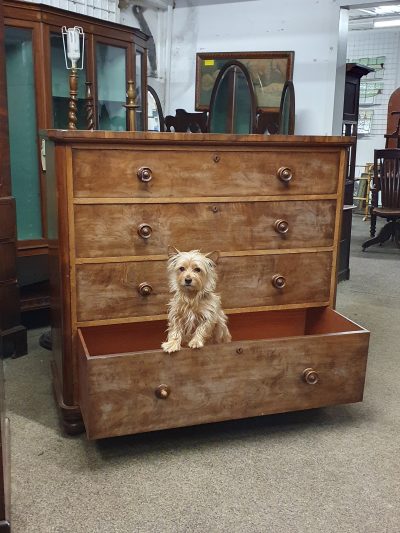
[349,4,400,30]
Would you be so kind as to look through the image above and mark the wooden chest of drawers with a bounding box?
[43,130,369,439]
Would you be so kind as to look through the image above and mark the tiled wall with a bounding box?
[27,0,119,22]
[347,28,400,137]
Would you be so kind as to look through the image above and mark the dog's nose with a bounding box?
[185,277,192,285]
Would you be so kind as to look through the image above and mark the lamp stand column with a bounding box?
[68,67,78,130]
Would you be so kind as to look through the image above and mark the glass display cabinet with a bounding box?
[3,0,148,310]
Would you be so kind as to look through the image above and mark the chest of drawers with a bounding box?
[44,131,369,439]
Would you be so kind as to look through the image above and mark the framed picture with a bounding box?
[195,51,294,111]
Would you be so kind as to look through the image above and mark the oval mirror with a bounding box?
[208,60,256,134]
[147,85,165,132]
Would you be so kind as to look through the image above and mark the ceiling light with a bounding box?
[374,18,400,27]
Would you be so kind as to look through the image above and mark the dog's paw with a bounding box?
[161,340,181,353]
[188,337,204,349]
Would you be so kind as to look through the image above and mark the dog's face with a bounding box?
[167,247,219,295]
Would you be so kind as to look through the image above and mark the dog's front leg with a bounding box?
[161,320,182,353]
[188,321,214,349]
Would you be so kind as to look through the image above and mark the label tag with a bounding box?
[204,59,214,66]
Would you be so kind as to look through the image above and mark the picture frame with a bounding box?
[195,51,294,112]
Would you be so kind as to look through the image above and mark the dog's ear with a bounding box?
[167,245,180,258]
[205,250,220,265]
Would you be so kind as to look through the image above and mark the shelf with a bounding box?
[20,281,50,312]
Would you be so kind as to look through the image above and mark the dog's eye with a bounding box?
[194,267,201,273]
[179,266,185,272]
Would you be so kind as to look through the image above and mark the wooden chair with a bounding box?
[385,87,400,148]
[362,149,400,251]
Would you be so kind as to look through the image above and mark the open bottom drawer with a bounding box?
[78,307,369,439]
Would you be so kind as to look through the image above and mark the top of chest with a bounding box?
[45,131,352,200]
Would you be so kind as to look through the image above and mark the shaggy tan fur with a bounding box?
[161,247,232,353]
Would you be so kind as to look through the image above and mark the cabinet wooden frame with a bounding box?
[3,0,148,255]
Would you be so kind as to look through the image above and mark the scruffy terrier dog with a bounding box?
[161,247,232,353]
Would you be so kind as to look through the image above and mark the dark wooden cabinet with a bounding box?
[1,0,27,358]
[3,0,148,313]
[1,0,21,529]
[338,63,373,282]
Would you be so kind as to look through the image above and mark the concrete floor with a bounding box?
[4,214,400,533]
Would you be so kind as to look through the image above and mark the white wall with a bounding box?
[120,3,173,111]
[168,0,344,135]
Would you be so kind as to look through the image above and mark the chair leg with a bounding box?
[395,221,400,248]
[370,213,377,237]
[362,220,396,251]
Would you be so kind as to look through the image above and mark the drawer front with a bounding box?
[72,148,340,198]
[74,200,336,258]
[79,325,369,439]
[76,251,332,322]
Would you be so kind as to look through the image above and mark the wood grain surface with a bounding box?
[42,132,364,439]
[78,308,369,439]
[72,148,340,198]
[75,251,333,322]
[74,200,336,258]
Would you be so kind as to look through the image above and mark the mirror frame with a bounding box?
[207,60,257,134]
[278,80,295,135]
[147,85,165,132]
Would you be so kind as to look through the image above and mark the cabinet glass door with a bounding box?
[135,48,144,131]
[5,26,42,241]
[96,43,126,130]
[50,32,87,129]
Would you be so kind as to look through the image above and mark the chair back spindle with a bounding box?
[374,149,400,209]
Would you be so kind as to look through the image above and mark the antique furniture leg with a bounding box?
[51,361,84,435]
[362,219,397,250]
[370,212,377,237]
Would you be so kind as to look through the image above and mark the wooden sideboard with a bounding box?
[43,130,370,439]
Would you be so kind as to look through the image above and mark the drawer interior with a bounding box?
[79,307,365,358]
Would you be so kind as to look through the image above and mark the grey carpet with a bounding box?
[4,214,400,533]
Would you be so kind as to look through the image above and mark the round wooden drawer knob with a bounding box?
[155,384,170,399]
[303,368,319,385]
[137,166,153,182]
[137,223,152,239]
[277,166,293,183]
[272,274,286,289]
[138,282,153,296]
[274,219,289,234]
